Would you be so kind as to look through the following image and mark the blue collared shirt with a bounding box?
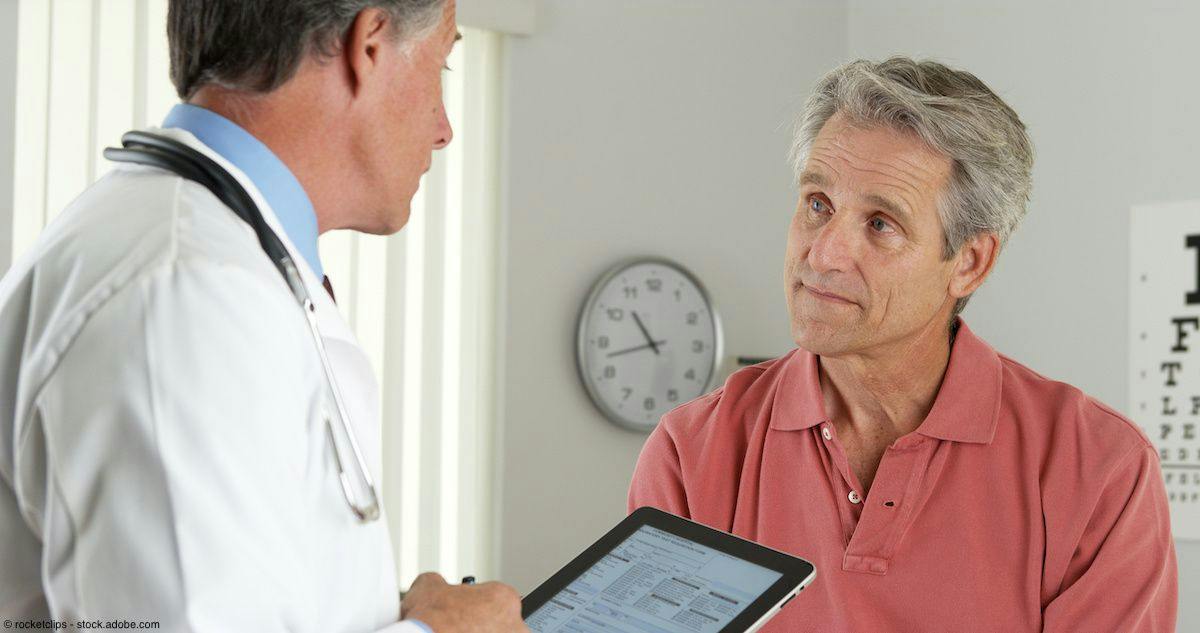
[162,103,324,279]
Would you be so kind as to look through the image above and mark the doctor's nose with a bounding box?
[433,104,453,150]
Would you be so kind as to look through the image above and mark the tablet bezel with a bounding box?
[522,506,816,632]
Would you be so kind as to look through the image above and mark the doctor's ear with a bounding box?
[343,8,394,94]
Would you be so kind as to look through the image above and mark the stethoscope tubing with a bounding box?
[104,131,382,523]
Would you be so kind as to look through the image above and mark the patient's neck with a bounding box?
[818,322,954,443]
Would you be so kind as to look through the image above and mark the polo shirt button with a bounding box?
[848,490,862,504]
[822,427,832,441]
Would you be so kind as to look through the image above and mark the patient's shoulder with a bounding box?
[997,352,1154,467]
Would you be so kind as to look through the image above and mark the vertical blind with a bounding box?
[8,0,502,588]
[321,29,503,585]
[12,0,176,255]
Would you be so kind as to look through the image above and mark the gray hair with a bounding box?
[790,57,1034,317]
[168,0,447,100]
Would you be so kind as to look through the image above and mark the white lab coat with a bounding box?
[0,128,423,632]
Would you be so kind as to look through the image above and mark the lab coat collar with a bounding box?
[162,104,324,280]
[139,127,357,346]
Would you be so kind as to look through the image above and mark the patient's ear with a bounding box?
[948,232,999,300]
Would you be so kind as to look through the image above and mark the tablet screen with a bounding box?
[526,524,784,632]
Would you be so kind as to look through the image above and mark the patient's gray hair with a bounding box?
[790,57,1034,317]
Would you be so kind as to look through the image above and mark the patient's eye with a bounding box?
[869,216,895,234]
[808,196,829,215]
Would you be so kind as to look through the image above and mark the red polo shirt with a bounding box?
[628,320,1177,632]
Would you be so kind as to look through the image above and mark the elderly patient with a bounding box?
[629,58,1177,632]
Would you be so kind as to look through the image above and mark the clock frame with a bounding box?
[575,257,724,432]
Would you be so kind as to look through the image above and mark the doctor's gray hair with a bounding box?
[790,57,1034,317]
[168,0,447,100]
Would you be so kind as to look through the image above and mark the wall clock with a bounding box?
[576,257,723,432]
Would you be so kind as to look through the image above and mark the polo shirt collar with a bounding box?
[770,318,1003,444]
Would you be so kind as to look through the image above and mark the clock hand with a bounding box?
[631,311,660,355]
[606,340,668,358]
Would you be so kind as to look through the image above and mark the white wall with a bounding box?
[845,1,1197,629]
[0,0,17,271]
[495,0,847,591]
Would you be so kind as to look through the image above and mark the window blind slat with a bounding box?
[460,28,503,583]
[11,0,50,262]
[93,0,137,181]
[438,38,467,581]
[44,0,93,223]
[141,0,174,126]
[416,143,447,577]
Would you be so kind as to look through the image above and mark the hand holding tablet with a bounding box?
[522,507,816,633]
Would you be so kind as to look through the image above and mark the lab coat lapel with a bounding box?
[151,127,383,478]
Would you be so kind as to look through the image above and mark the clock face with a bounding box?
[577,259,722,432]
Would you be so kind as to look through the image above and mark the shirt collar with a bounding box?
[162,103,323,279]
[770,318,1003,444]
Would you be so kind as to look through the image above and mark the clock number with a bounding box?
[684,368,696,381]
[597,335,610,350]
[621,387,632,402]
[646,279,663,292]
[623,286,638,299]
[686,312,698,325]
[667,389,679,403]
[603,365,616,379]
[674,289,682,302]
[644,397,656,411]
[692,340,704,353]
[607,308,624,321]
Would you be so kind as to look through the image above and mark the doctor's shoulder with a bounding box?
[16,166,294,308]
[0,165,306,384]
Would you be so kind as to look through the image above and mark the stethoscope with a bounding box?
[104,131,381,523]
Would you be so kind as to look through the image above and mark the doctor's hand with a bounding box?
[402,572,529,633]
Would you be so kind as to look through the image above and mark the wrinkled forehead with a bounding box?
[802,114,953,201]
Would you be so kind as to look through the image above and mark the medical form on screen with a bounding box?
[526,525,783,633]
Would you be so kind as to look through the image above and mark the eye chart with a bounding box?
[1130,200,1200,540]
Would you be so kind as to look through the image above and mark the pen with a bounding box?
[400,575,477,600]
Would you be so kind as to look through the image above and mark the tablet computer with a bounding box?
[523,506,816,633]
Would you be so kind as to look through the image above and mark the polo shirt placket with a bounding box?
[817,423,949,575]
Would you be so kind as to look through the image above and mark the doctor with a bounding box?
[0,0,524,631]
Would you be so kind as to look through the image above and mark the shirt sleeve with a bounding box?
[380,622,433,633]
[628,422,692,518]
[1041,445,1178,632]
[21,259,401,631]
